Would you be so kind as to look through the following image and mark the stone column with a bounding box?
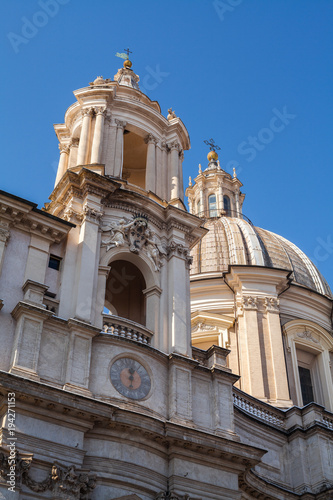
[264,297,292,405]
[114,119,126,177]
[74,205,103,323]
[236,295,266,399]
[199,184,204,215]
[235,190,240,216]
[218,182,224,212]
[169,142,181,200]
[167,242,192,356]
[94,265,111,329]
[178,149,184,201]
[54,144,70,186]
[145,134,157,193]
[0,223,10,277]
[68,137,79,168]
[143,285,162,347]
[161,142,169,200]
[188,197,193,214]
[77,108,93,165]
[155,142,162,198]
[90,107,106,164]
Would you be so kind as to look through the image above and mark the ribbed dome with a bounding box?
[191,217,332,298]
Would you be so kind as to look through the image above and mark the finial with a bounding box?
[189,176,192,187]
[115,48,133,68]
[199,164,202,174]
[233,167,237,178]
[204,138,220,163]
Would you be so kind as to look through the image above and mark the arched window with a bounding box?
[105,260,146,325]
[223,195,231,216]
[208,194,218,217]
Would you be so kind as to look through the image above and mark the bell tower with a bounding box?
[185,144,245,218]
[45,58,205,362]
[53,58,189,209]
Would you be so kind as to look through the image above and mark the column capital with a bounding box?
[58,143,70,154]
[144,133,157,145]
[168,141,181,152]
[81,107,94,117]
[115,119,127,129]
[264,296,280,313]
[94,106,107,116]
[83,205,104,224]
[0,224,10,245]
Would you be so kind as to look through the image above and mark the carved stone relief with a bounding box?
[0,452,96,499]
[101,215,167,271]
[297,330,320,344]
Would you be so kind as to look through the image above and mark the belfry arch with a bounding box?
[105,259,146,325]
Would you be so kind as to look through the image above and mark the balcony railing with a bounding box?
[102,314,153,345]
[196,209,254,225]
[233,387,285,427]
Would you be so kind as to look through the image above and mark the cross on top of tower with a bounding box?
[124,47,132,59]
[204,138,221,152]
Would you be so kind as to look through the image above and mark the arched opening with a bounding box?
[208,193,218,217]
[223,195,231,216]
[105,259,146,325]
[122,130,147,189]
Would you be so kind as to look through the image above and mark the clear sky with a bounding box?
[1,0,333,289]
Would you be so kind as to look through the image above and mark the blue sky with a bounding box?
[1,0,333,288]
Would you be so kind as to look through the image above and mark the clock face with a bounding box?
[110,357,151,400]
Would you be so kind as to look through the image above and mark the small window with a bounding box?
[208,194,218,217]
[298,366,314,405]
[223,195,231,216]
[48,255,61,271]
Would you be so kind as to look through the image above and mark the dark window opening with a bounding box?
[223,195,231,216]
[48,255,61,271]
[298,366,314,405]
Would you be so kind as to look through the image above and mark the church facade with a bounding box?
[0,59,332,499]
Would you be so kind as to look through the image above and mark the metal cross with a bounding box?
[124,47,132,59]
[204,138,221,152]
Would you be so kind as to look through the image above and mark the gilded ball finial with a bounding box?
[207,150,218,162]
[123,59,132,69]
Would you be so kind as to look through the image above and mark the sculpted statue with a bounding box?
[167,107,177,120]
[101,219,135,251]
[144,229,167,271]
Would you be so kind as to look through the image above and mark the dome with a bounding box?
[191,217,332,298]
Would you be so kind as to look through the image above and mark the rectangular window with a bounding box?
[48,255,61,271]
[298,366,314,405]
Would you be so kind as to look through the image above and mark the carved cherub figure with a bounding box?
[101,219,135,251]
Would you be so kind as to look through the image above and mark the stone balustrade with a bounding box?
[102,315,153,345]
[322,414,333,430]
[233,388,285,427]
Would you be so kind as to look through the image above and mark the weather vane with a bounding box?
[115,48,132,61]
[204,138,221,152]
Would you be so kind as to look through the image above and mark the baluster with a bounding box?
[113,323,119,336]
[120,326,126,337]
[126,328,132,339]
[132,329,138,341]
